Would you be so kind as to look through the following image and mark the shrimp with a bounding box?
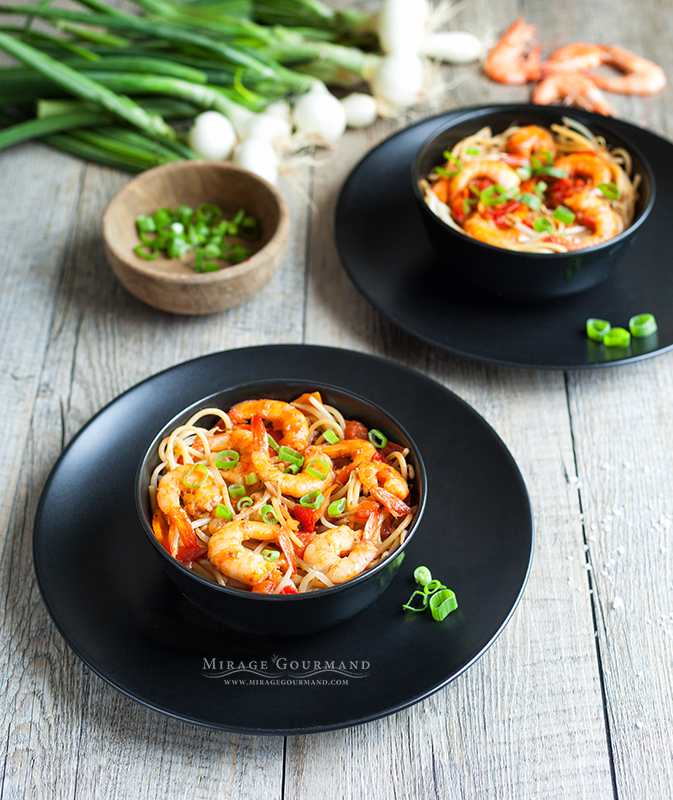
[303,523,378,585]
[208,520,282,586]
[449,159,521,203]
[553,153,613,186]
[551,189,620,251]
[506,125,557,160]
[250,415,334,497]
[532,73,614,116]
[228,398,310,451]
[157,464,222,550]
[194,428,256,484]
[592,45,666,96]
[462,213,526,249]
[484,18,541,85]
[542,43,606,76]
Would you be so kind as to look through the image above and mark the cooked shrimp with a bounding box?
[592,45,666,96]
[194,428,255,483]
[208,520,281,585]
[506,125,557,159]
[542,43,606,76]
[553,152,613,186]
[157,464,221,551]
[449,158,521,203]
[356,459,409,500]
[532,73,614,116]
[552,190,620,250]
[228,398,310,450]
[484,17,541,85]
[250,415,334,497]
[462,213,526,249]
[303,524,378,585]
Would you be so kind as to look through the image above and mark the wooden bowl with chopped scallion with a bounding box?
[102,161,290,314]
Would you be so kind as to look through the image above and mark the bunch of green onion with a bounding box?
[0,0,407,171]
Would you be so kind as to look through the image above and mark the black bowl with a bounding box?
[412,105,656,303]
[135,380,427,636]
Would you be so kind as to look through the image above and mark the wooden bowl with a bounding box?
[102,161,290,314]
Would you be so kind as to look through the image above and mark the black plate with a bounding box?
[34,345,533,735]
[335,105,673,370]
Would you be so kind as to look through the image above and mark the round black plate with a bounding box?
[335,105,673,370]
[34,345,533,735]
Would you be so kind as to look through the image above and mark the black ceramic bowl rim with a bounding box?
[134,379,427,604]
[411,104,657,260]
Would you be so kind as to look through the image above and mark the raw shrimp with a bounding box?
[592,45,666,96]
[303,523,378,584]
[228,398,310,450]
[506,125,557,159]
[208,520,282,586]
[484,18,541,85]
[462,214,526,249]
[552,190,620,250]
[157,464,221,549]
[542,43,606,76]
[250,415,334,497]
[553,152,613,186]
[448,158,521,202]
[532,73,614,116]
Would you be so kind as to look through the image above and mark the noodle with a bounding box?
[149,392,417,594]
[422,118,639,253]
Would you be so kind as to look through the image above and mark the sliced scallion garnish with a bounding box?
[278,445,304,467]
[520,192,541,211]
[586,318,611,342]
[215,503,232,520]
[306,459,329,480]
[516,165,532,181]
[323,429,339,444]
[553,206,575,226]
[300,490,324,509]
[603,327,631,348]
[598,183,620,200]
[261,504,278,524]
[228,483,246,499]
[534,218,553,234]
[262,548,280,562]
[236,496,253,511]
[368,429,388,449]
[215,449,240,470]
[480,185,510,206]
[182,463,208,489]
[429,588,458,620]
[466,146,480,155]
[328,498,346,516]
[413,566,432,586]
[244,472,258,485]
[629,313,657,338]
[267,434,280,452]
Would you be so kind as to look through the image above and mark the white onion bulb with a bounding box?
[233,137,280,185]
[292,81,347,144]
[377,0,429,55]
[371,53,425,108]
[420,31,483,64]
[244,112,292,143]
[187,111,236,160]
[340,93,378,128]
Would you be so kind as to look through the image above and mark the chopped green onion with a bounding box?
[300,490,324,509]
[413,566,432,586]
[284,463,300,474]
[437,154,461,178]
[402,590,428,613]
[328,498,346,516]
[198,260,219,273]
[462,198,478,215]
[553,206,576,226]
[368,429,388,449]
[424,579,445,594]
[323,429,339,445]
[244,472,258,485]
[429,589,458,621]
[134,243,158,260]
[136,214,156,234]
[228,483,246,499]
[520,192,541,211]
[531,151,552,169]
[480,185,510,206]
[236,496,253,511]
[539,166,569,178]
[603,327,631,348]
[629,313,657,338]
[196,204,222,225]
[182,463,208,489]
[215,503,232,521]
[586,318,611,342]
[153,208,172,230]
[533,218,553,234]
[534,180,548,197]
[306,459,329,480]
[516,166,532,181]
[466,146,480,155]
[261,504,278,524]
[262,548,280,562]
[169,221,184,235]
[215,449,240,470]
[598,183,620,200]
[267,434,280,452]
[241,215,259,229]
[278,446,304,467]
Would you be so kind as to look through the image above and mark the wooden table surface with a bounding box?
[2,1,673,797]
